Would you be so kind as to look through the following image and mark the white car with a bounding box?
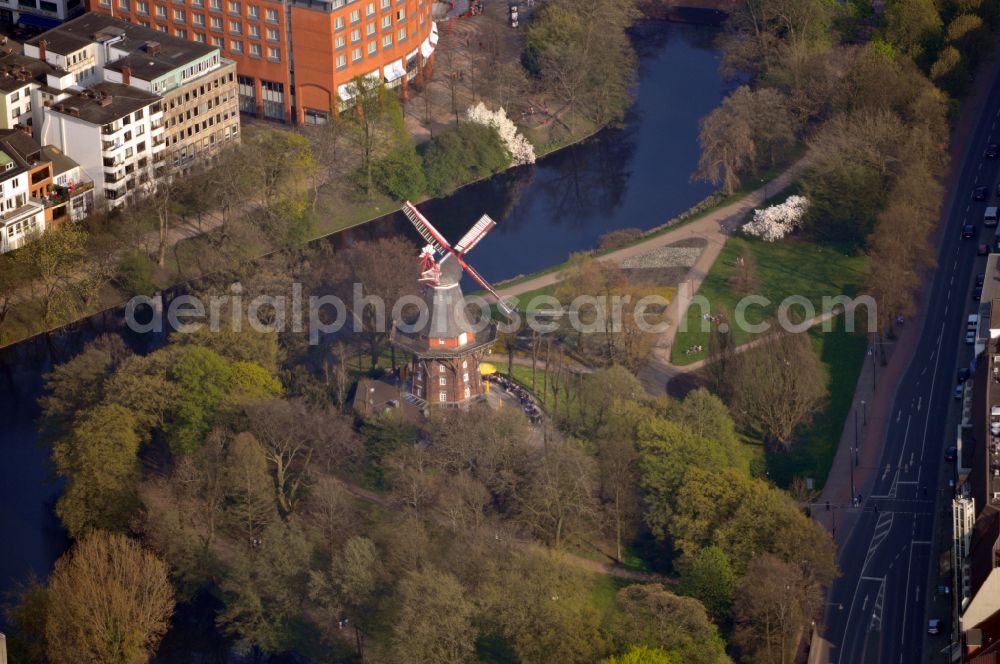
[967,329,977,344]
[928,618,942,635]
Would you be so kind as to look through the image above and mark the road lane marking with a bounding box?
[919,320,948,462]
[901,544,914,646]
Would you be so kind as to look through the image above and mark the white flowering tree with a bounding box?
[741,195,809,242]
[465,102,536,166]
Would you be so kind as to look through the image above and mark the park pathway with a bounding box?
[495,156,811,395]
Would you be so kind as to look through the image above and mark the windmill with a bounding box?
[390,201,509,407]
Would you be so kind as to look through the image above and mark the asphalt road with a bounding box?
[821,70,1000,663]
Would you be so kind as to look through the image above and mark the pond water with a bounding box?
[0,20,731,633]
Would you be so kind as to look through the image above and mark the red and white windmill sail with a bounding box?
[401,201,513,315]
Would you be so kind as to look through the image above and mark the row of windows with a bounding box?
[134,21,283,59]
[338,30,405,67]
[9,101,31,119]
[168,111,238,146]
[107,0,279,21]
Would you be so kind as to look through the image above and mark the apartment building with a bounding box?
[87,0,437,124]
[41,80,163,203]
[20,14,239,202]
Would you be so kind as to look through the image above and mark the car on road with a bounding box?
[929,619,942,635]
[955,385,964,400]
[980,244,991,255]
[959,367,972,383]
[978,273,987,286]
[974,186,989,200]
[946,446,958,461]
[938,585,952,595]
[963,224,977,238]
[967,329,977,343]
[987,144,999,158]
[975,286,983,301]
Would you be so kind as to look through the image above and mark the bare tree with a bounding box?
[45,531,175,664]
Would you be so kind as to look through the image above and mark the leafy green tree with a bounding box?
[604,645,679,664]
[45,532,174,664]
[216,520,311,656]
[3,575,50,664]
[675,545,736,622]
[722,0,835,79]
[240,125,318,209]
[881,0,942,59]
[390,568,477,664]
[222,431,278,544]
[52,404,142,538]
[374,96,426,200]
[309,536,383,656]
[572,365,645,436]
[613,583,730,664]
[421,123,511,196]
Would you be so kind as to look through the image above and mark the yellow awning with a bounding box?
[479,362,497,375]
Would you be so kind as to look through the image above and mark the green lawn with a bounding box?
[670,236,869,365]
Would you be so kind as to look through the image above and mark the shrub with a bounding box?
[115,250,156,296]
[598,228,643,250]
[421,123,511,196]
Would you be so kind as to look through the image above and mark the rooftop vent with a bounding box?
[144,41,162,56]
[98,97,113,107]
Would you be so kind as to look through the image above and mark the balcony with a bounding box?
[32,180,95,208]
[103,156,124,168]
[101,124,118,135]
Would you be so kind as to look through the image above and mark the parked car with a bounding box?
[986,144,999,158]
[955,385,964,400]
[959,367,972,383]
[979,244,991,256]
[967,329,977,344]
[978,273,986,287]
[974,186,989,201]
[938,585,952,595]
[946,446,958,461]
[963,224,977,238]
[975,286,983,301]
[929,619,942,635]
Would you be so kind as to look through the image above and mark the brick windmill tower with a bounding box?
[391,201,512,407]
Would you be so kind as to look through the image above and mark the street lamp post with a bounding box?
[850,444,857,504]
[854,409,860,467]
[861,400,867,426]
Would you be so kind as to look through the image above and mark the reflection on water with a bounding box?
[0,20,729,631]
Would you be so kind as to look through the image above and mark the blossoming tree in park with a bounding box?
[466,102,537,166]
[741,195,810,242]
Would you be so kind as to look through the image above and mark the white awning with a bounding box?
[384,59,406,82]
[337,83,353,102]
[430,21,439,45]
[407,47,419,61]
[364,69,381,84]
[421,37,433,58]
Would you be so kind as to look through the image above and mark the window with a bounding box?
[118,0,129,10]
[9,108,17,119]
[380,15,390,29]
[211,35,223,46]
[365,2,374,16]
[462,360,468,369]
[379,0,388,8]
[334,15,344,30]
[366,22,375,36]
[349,8,359,22]
[136,0,148,12]
[265,7,277,21]
[192,12,204,25]
[266,27,278,40]
[9,91,18,103]
[175,28,187,38]
[382,34,392,47]
[173,7,184,20]
[246,3,257,17]
[463,372,469,382]
[237,74,255,113]
[397,27,405,41]
[336,54,346,69]
[194,32,206,42]
[230,20,241,33]
[248,23,259,37]
[267,47,279,60]
[351,47,361,62]
[157,24,168,32]
[438,365,446,373]
[261,79,283,120]
[155,4,166,17]
[438,376,446,386]
[230,40,243,53]
[396,8,404,20]
[209,0,220,8]
[249,43,261,57]
[350,28,360,42]
[365,40,375,55]
[210,16,222,29]
[464,386,471,399]
[439,391,447,402]
[227,0,239,13]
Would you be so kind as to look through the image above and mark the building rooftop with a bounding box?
[48,81,159,125]
[0,129,43,165]
[0,50,62,92]
[29,14,216,79]
[40,145,79,177]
